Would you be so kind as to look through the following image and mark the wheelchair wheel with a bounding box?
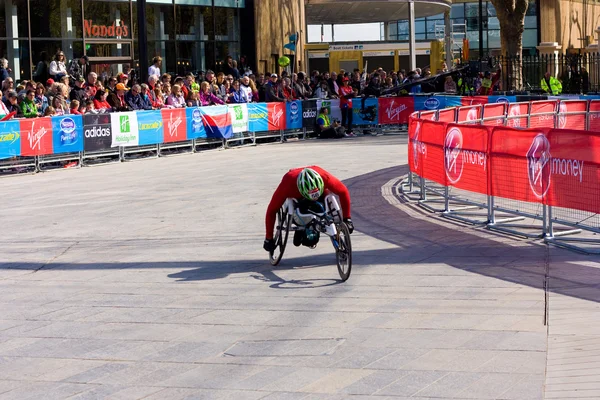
[270,207,291,266]
[335,222,352,281]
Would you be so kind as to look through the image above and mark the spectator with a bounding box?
[34,83,48,114]
[239,76,253,103]
[93,90,112,112]
[294,72,312,99]
[59,75,70,87]
[187,90,201,107]
[44,106,56,117]
[117,72,129,88]
[162,82,172,98]
[199,81,224,106]
[338,77,355,136]
[314,80,330,99]
[153,87,165,108]
[256,74,267,102]
[107,83,129,111]
[84,100,96,114]
[238,55,252,76]
[316,107,346,139]
[174,77,189,100]
[45,78,55,91]
[265,74,285,102]
[148,56,162,77]
[279,78,296,101]
[69,99,82,115]
[477,69,501,95]
[51,95,68,115]
[85,72,98,99]
[160,73,171,86]
[147,74,159,105]
[2,77,14,98]
[69,77,88,104]
[328,72,339,98]
[49,51,67,81]
[166,84,186,108]
[20,89,38,118]
[0,58,10,82]
[125,84,149,110]
[106,76,118,93]
[382,77,393,90]
[444,76,457,94]
[220,78,233,102]
[185,72,199,92]
[229,80,248,103]
[0,90,9,117]
[68,55,88,82]
[139,84,153,109]
[248,78,260,102]
[224,56,240,79]
[541,71,562,95]
[2,90,18,115]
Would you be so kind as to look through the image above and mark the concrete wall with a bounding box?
[254,0,305,74]
[540,0,600,50]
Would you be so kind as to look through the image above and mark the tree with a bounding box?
[490,0,529,90]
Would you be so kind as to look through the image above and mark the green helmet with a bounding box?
[297,168,324,201]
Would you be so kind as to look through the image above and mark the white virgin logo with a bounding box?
[386,100,407,122]
[169,114,182,137]
[28,122,47,150]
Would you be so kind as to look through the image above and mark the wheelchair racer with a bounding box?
[263,166,354,252]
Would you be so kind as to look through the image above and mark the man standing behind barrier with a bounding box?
[338,77,355,136]
[541,71,562,95]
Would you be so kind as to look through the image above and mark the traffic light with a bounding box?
[430,40,445,73]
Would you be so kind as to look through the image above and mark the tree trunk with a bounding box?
[490,0,528,91]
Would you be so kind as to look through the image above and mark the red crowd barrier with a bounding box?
[409,99,600,215]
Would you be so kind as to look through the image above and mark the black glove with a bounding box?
[263,239,276,252]
[344,218,354,234]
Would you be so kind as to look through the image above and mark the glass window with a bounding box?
[415,20,425,34]
[0,0,29,38]
[487,30,501,49]
[82,1,132,40]
[450,4,464,19]
[214,0,245,7]
[523,29,537,48]
[524,15,537,29]
[30,40,83,80]
[426,19,443,35]
[466,3,486,18]
[388,22,397,37]
[29,0,82,38]
[86,42,132,58]
[487,17,499,30]
[144,4,175,41]
[175,5,213,40]
[526,0,537,16]
[214,7,239,42]
[146,40,177,74]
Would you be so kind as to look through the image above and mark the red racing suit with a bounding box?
[265,166,351,239]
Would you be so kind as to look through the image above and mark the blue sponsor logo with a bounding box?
[424,98,440,109]
[495,97,509,103]
[59,117,77,145]
[192,109,202,122]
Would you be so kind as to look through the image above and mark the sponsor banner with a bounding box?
[161,108,187,143]
[267,102,286,131]
[419,119,448,186]
[83,113,112,151]
[557,100,587,131]
[420,111,438,121]
[247,103,268,132]
[414,96,445,111]
[317,99,342,122]
[488,95,517,104]
[529,100,557,129]
[438,108,456,123]
[376,97,413,125]
[135,110,164,145]
[445,96,464,108]
[546,128,600,213]
[461,96,489,106]
[506,102,529,129]
[185,107,207,139]
[0,120,21,159]
[228,103,249,133]
[489,127,552,203]
[200,105,233,139]
[302,100,318,129]
[111,111,139,147]
[350,97,379,126]
[285,101,303,130]
[20,117,53,156]
[444,123,490,195]
[408,115,425,175]
[457,105,482,123]
[52,115,83,154]
[482,103,507,127]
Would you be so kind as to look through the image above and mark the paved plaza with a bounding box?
[1,136,599,399]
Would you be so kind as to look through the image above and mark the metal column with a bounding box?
[408,0,416,71]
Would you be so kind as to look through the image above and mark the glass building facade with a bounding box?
[0,0,244,81]
[386,0,539,57]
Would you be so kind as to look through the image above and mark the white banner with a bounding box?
[111,111,139,147]
[363,51,394,57]
[317,99,342,123]
[228,103,249,133]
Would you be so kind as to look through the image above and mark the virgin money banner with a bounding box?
[20,117,53,156]
[111,111,139,147]
[589,100,600,132]
[351,97,378,126]
[546,129,600,213]
[185,107,207,139]
[200,105,233,139]
[482,103,507,127]
[489,127,552,203]
[444,123,490,195]
[52,115,83,154]
[267,102,286,131]
[506,102,529,129]
[286,100,303,130]
[557,100,587,131]
[136,110,164,145]
[408,115,425,176]
[317,99,342,122]
[0,120,21,159]
[461,96,488,106]
[457,105,482,124]
[228,103,249,133]
[529,100,557,129]
[438,108,456,123]
[377,97,414,125]
[247,103,268,132]
[419,119,448,185]
[83,113,112,151]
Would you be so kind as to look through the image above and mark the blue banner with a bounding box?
[137,110,164,145]
[52,115,83,154]
[352,97,379,125]
[488,95,517,103]
[200,105,233,139]
[414,96,446,111]
[186,107,207,139]
[286,101,303,130]
[248,103,268,132]
[0,120,21,159]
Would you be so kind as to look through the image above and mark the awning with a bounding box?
[305,0,451,25]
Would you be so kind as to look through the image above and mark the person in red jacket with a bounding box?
[263,166,354,252]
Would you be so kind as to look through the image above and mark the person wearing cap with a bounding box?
[338,77,355,136]
[68,55,88,83]
[265,74,285,102]
[45,78,55,90]
[117,72,129,88]
[69,76,88,107]
[107,83,130,112]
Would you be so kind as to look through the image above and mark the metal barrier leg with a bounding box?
[78,151,83,168]
[487,195,493,224]
[34,156,40,173]
[119,147,125,162]
[444,186,449,213]
[303,127,307,140]
[157,143,162,157]
[420,176,426,201]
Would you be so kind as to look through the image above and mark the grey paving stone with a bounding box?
[375,370,449,396]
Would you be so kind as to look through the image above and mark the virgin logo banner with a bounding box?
[267,103,286,131]
[489,127,552,203]
[457,105,482,124]
[589,100,600,132]
[438,108,456,123]
[482,103,507,127]
[506,103,529,129]
[529,100,557,129]
[408,115,424,175]
[377,97,414,125]
[20,118,53,156]
[444,124,490,195]
[419,120,448,185]
[557,100,587,131]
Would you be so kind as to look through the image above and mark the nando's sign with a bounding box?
[84,19,130,39]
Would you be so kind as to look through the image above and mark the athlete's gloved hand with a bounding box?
[344,218,354,234]
[263,239,276,252]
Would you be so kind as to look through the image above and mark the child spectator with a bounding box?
[187,90,200,107]
[69,99,82,115]
[199,81,224,106]
[166,84,186,108]
[84,100,96,114]
[93,90,111,112]
[44,106,56,117]
[153,87,165,108]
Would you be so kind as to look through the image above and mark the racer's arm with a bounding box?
[316,168,351,219]
[265,174,296,239]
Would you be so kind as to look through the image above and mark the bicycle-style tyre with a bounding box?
[270,208,291,266]
[335,222,352,281]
